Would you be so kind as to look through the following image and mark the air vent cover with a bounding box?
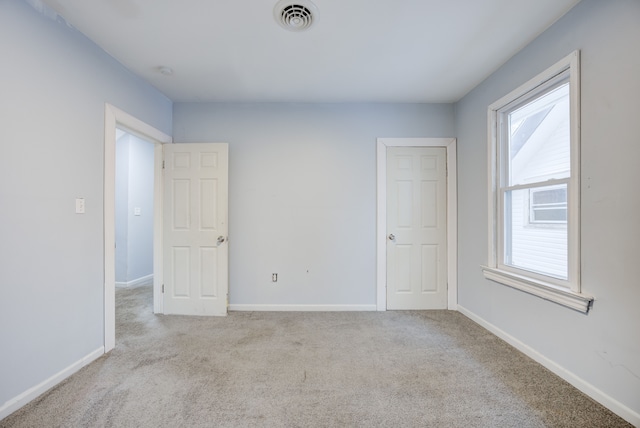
[274,0,318,32]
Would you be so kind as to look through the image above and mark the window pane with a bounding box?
[508,83,570,186]
[532,187,566,205]
[531,186,567,223]
[504,188,568,279]
[533,208,567,222]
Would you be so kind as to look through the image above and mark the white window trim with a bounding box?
[482,50,594,314]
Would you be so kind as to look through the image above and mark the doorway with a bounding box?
[376,138,458,311]
[115,129,155,290]
[104,104,172,352]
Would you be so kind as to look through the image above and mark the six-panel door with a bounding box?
[163,143,228,316]
[386,147,448,310]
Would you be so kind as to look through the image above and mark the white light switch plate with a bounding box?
[75,198,85,214]
[134,207,141,216]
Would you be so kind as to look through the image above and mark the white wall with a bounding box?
[0,0,171,411]
[455,0,640,422]
[115,133,155,284]
[173,103,454,308]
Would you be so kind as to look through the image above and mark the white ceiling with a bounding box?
[35,0,581,103]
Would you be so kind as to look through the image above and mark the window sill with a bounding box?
[481,266,594,314]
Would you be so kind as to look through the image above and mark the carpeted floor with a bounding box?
[1,284,631,427]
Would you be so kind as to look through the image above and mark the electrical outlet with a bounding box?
[272,273,278,282]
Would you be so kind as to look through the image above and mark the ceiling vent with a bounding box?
[274,0,318,32]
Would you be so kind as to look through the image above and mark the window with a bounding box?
[483,51,593,313]
[529,186,567,224]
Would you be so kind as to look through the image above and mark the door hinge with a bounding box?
[162,284,165,293]
[162,160,165,169]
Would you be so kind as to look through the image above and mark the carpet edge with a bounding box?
[229,304,377,312]
[457,304,639,427]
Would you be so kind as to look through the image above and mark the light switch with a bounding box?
[134,207,141,216]
[75,198,85,214]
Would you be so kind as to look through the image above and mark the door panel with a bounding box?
[421,245,438,292]
[387,147,447,310]
[163,143,228,316]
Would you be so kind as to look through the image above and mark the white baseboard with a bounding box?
[0,347,104,421]
[115,274,153,288]
[457,305,640,427]
[229,304,377,312]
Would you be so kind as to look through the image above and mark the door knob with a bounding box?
[217,236,226,244]
[388,234,395,241]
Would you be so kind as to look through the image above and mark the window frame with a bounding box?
[482,50,593,313]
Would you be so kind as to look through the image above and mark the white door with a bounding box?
[386,147,447,310]
[163,143,228,316]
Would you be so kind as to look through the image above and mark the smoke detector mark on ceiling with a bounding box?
[157,66,174,76]
[274,0,318,32]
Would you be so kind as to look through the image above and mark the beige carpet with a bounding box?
[1,284,631,427]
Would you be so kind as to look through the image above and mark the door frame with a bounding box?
[104,104,172,352]
[376,138,457,311]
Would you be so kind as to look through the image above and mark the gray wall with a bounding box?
[173,103,454,307]
[115,134,131,283]
[115,133,155,284]
[125,134,155,282]
[454,0,640,417]
[0,0,171,407]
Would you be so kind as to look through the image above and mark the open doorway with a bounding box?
[115,129,155,329]
[115,129,155,289]
[104,104,172,353]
